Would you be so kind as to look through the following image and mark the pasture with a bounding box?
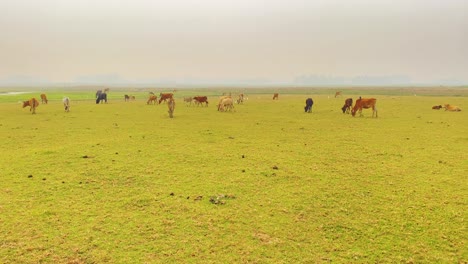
[0,88,467,263]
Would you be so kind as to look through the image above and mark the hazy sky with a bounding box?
[0,0,467,85]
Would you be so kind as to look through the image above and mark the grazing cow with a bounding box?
[147,95,157,105]
[124,95,130,102]
[130,95,135,100]
[95,90,107,104]
[352,97,377,117]
[218,97,234,112]
[236,93,244,104]
[22,98,40,114]
[104,88,110,93]
[183,97,193,106]
[167,97,175,118]
[159,93,174,104]
[304,98,314,113]
[342,98,353,114]
[443,104,461,112]
[432,105,442,110]
[273,93,279,100]
[217,96,231,111]
[40,94,48,104]
[63,97,70,112]
[335,91,342,98]
[193,96,209,107]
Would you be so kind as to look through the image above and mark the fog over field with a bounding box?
[0,0,467,86]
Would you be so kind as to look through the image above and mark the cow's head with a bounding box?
[22,101,29,108]
[341,106,347,113]
[351,109,357,116]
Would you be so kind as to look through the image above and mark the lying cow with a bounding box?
[304,98,313,113]
[352,97,377,117]
[443,104,461,112]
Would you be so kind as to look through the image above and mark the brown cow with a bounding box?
[351,97,377,117]
[147,95,157,105]
[193,96,209,107]
[334,91,342,98]
[124,94,130,102]
[443,104,461,112]
[432,105,442,110]
[272,93,279,100]
[23,98,40,114]
[40,94,48,104]
[342,98,353,114]
[168,97,175,118]
[159,93,174,104]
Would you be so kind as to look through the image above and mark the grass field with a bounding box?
[0,87,467,263]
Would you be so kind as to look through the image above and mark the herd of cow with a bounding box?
[21,91,462,117]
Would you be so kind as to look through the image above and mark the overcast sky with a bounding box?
[0,0,467,85]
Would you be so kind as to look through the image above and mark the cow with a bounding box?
[22,98,39,114]
[351,97,377,117]
[217,96,231,111]
[159,93,174,104]
[124,95,130,102]
[193,96,209,107]
[104,88,110,93]
[183,97,193,106]
[95,90,107,104]
[40,94,48,104]
[236,93,244,104]
[167,97,175,118]
[130,95,135,101]
[334,91,342,98]
[432,105,442,110]
[304,98,313,113]
[342,98,353,114]
[147,95,157,105]
[443,104,461,112]
[218,97,234,112]
[63,97,70,112]
[273,93,279,100]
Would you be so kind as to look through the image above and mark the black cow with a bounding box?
[304,98,313,113]
[342,98,353,114]
[96,90,107,104]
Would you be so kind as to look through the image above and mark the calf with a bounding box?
[342,98,353,114]
[432,105,442,110]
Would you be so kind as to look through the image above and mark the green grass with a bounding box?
[0,88,467,263]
